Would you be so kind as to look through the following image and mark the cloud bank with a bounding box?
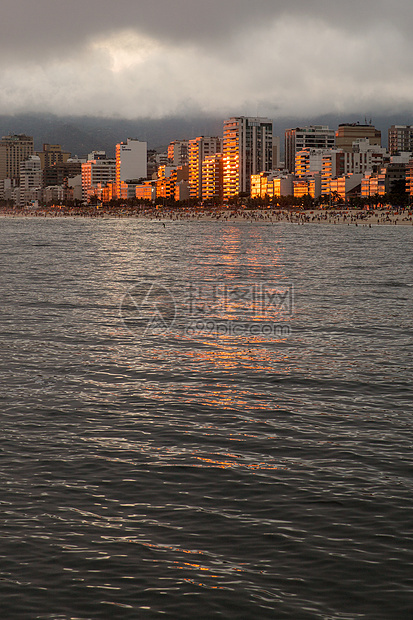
[1,0,413,119]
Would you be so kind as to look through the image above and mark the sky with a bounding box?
[1,0,413,121]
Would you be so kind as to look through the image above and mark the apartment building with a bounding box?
[168,140,189,167]
[82,153,116,202]
[223,117,273,199]
[335,123,381,153]
[19,155,42,206]
[250,171,294,199]
[388,125,413,155]
[285,126,335,173]
[0,134,34,189]
[36,144,70,169]
[201,152,223,202]
[188,137,222,199]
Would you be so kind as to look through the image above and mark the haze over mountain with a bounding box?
[0,113,410,159]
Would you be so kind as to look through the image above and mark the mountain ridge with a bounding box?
[0,112,410,158]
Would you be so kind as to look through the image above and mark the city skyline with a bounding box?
[3,116,413,207]
[1,1,413,120]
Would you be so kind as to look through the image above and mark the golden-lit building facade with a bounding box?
[223,117,273,200]
[156,165,189,200]
[329,174,363,200]
[201,152,223,201]
[361,163,407,197]
[251,171,294,198]
[136,182,156,201]
[293,173,321,199]
[321,150,345,195]
[361,170,386,197]
[188,137,222,200]
[167,140,189,166]
[406,160,413,197]
[285,126,334,173]
[81,157,116,202]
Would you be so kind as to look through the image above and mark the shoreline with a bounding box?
[0,207,412,226]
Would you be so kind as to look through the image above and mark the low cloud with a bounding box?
[1,1,413,120]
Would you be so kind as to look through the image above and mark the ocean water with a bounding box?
[0,216,412,619]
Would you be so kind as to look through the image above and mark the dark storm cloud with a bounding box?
[1,0,413,118]
[2,0,412,56]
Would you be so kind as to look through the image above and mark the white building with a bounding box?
[67,174,83,203]
[19,155,42,206]
[116,139,147,198]
[343,139,387,175]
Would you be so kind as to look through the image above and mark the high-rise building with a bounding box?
[272,136,281,169]
[168,140,189,167]
[388,125,413,155]
[285,126,335,173]
[81,153,116,202]
[155,165,189,201]
[343,139,387,175]
[295,148,336,178]
[335,123,381,153]
[116,139,147,198]
[201,153,223,202]
[188,137,222,199]
[0,134,34,181]
[321,150,345,195]
[43,161,82,188]
[19,155,42,206]
[36,144,71,170]
[223,117,273,199]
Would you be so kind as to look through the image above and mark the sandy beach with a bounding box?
[1,205,412,226]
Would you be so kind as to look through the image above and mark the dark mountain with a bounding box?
[0,111,411,157]
[0,113,223,157]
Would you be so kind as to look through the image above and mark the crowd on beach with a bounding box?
[0,203,412,226]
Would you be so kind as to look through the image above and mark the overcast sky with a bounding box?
[1,0,413,121]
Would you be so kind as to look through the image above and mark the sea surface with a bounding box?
[0,216,412,619]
